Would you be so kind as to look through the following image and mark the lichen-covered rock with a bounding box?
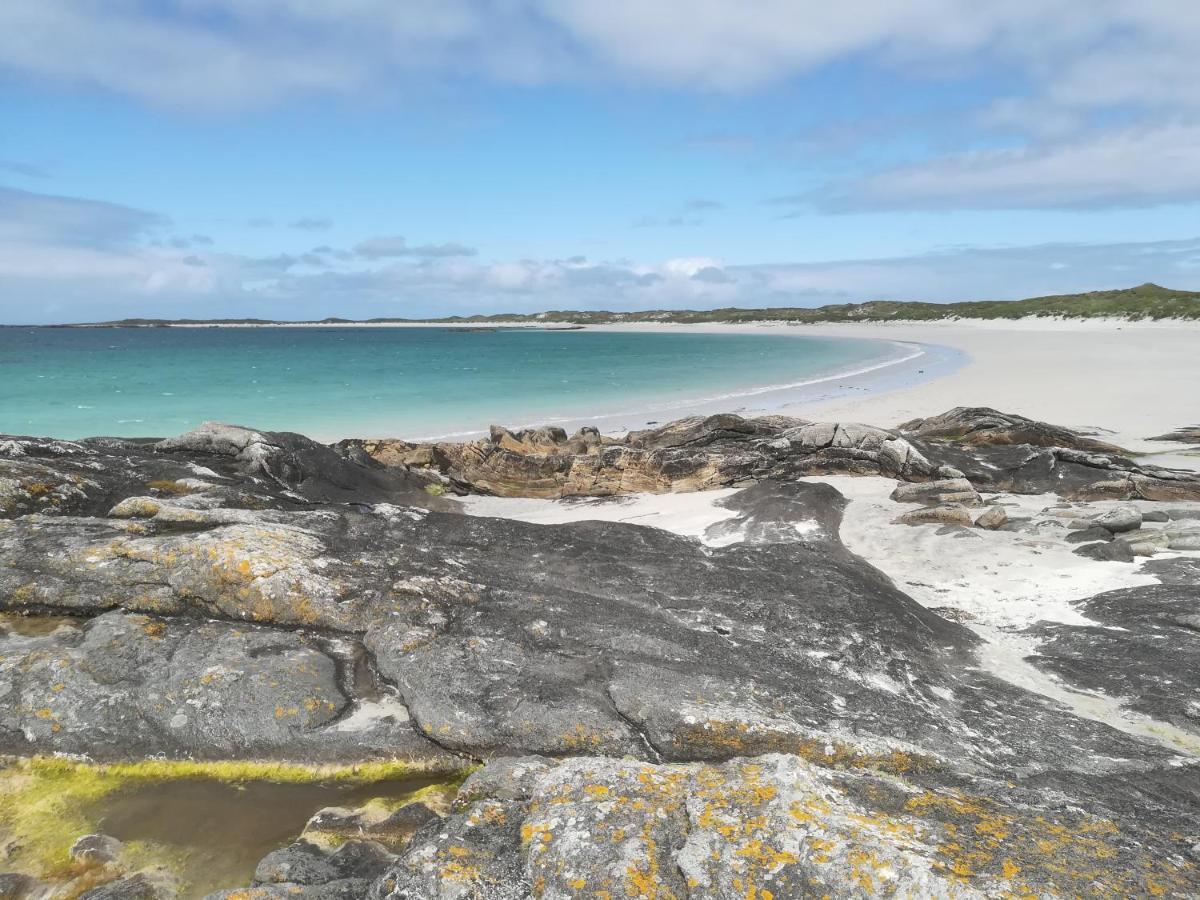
[366,753,1200,899]
[0,609,455,765]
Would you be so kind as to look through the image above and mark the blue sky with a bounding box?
[2,1,1200,322]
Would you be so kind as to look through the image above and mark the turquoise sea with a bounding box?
[0,326,913,440]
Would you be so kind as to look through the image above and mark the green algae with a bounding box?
[0,756,471,883]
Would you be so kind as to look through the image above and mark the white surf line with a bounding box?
[408,340,934,442]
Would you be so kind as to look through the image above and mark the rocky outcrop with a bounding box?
[0,458,1184,785]
[3,418,1200,898]
[353,752,1199,900]
[346,408,1200,504]
[1032,584,1200,735]
[899,406,1126,453]
[0,609,456,766]
[345,414,948,499]
[1150,426,1200,444]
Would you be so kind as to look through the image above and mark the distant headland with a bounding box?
[23,282,1200,328]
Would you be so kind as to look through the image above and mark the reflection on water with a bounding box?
[0,612,83,637]
[93,776,442,898]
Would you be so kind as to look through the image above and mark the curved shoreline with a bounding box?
[404,336,965,442]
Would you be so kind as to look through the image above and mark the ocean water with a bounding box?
[0,326,907,440]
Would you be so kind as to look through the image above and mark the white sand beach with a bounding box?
[581,318,1200,455]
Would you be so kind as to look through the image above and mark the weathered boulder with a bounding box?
[1065,525,1115,544]
[209,840,397,900]
[974,505,1008,529]
[1073,540,1136,563]
[1119,530,1173,557]
[893,503,975,527]
[890,477,982,507]
[899,406,1126,453]
[1094,506,1143,533]
[70,834,123,866]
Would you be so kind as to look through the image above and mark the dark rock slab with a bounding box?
[0,609,456,765]
[1031,584,1200,734]
[1073,540,1135,562]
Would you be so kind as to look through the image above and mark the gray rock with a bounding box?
[366,752,1200,899]
[79,873,170,900]
[890,477,982,507]
[216,840,398,900]
[900,406,1126,453]
[1065,525,1115,544]
[974,505,1008,529]
[1073,540,1136,563]
[4,419,1200,900]
[1143,510,1170,523]
[0,873,33,900]
[893,503,975,527]
[1031,583,1200,735]
[1120,530,1173,556]
[1167,527,1200,551]
[1094,506,1143,533]
[70,834,123,866]
[0,609,456,765]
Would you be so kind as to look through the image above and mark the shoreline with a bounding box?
[401,336,962,442]
[568,319,1200,458]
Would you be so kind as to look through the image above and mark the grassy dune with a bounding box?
[66,282,1200,327]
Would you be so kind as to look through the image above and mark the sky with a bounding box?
[2,1,1200,323]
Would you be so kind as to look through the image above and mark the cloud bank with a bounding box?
[3,185,1198,324]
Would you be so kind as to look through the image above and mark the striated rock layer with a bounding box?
[344,406,1200,503]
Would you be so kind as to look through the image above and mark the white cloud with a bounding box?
[0,186,166,247]
[0,1,1192,113]
[354,235,477,259]
[822,123,1200,210]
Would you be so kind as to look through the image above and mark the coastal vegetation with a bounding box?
[55,282,1200,327]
